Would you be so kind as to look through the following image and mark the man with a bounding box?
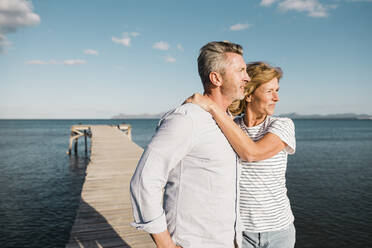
[130,41,250,247]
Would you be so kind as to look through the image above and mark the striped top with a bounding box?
[235,115,296,232]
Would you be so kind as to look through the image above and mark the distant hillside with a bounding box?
[112,112,372,120]
[278,113,372,119]
[112,112,165,119]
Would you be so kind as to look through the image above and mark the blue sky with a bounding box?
[1,0,371,118]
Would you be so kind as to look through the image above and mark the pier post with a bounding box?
[84,130,87,154]
[128,126,132,140]
[118,124,132,140]
[68,131,73,155]
[67,125,90,155]
[74,138,78,154]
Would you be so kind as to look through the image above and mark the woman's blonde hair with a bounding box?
[229,61,283,116]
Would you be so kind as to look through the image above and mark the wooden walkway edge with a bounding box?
[66,125,155,248]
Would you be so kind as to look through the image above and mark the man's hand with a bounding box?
[183,93,215,112]
[151,230,182,248]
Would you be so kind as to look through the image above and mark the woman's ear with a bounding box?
[245,94,252,103]
[209,72,222,87]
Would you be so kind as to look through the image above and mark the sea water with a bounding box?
[0,119,371,248]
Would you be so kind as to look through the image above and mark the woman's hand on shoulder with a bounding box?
[183,93,215,112]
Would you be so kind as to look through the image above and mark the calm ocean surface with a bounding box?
[0,119,371,248]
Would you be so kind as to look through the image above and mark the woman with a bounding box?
[186,61,296,248]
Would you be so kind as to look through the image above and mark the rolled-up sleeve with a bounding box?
[129,111,194,233]
[267,117,296,154]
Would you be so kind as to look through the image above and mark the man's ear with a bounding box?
[209,72,222,87]
[245,94,252,103]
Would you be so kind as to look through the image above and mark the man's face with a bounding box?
[219,53,250,102]
[249,77,280,116]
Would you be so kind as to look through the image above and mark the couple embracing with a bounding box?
[130,41,296,248]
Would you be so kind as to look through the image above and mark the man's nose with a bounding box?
[244,71,251,82]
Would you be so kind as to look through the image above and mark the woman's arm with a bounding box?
[186,94,286,162]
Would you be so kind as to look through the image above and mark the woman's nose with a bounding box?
[273,92,279,101]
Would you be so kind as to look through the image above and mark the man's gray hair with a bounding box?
[197,41,243,92]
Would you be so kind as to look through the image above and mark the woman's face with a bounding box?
[247,77,280,117]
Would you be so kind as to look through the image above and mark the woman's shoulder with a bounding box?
[266,116,294,127]
[266,116,296,154]
[264,116,295,139]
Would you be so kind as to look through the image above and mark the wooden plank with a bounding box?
[66,125,155,248]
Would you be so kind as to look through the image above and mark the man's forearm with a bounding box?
[151,230,178,248]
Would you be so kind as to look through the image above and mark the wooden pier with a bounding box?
[66,125,155,248]
[68,125,91,155]
[67,124,132,155]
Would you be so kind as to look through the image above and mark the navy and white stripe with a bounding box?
[235,115,296,232]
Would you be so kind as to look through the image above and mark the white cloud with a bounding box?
[278,0,331,17]
[0,0,40,53]
[261,0,279,6]
[111,32,140,47]
[177,44,184,52]
[347,0,372,2]
[122,31,140,37]
[84,49,99,55]
[112,36,131,46]
[260,0,337,18]
[153,41,170,51]
[27,60,47,65]
[165,55,176,63]
[27,59,58,65]
[63,59,86,65]
[0,0,40,33]
[130,32,140,37]
[229,23,252,31]
[26,59,86,65]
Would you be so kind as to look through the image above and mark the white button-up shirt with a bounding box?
[130,103,240,248]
